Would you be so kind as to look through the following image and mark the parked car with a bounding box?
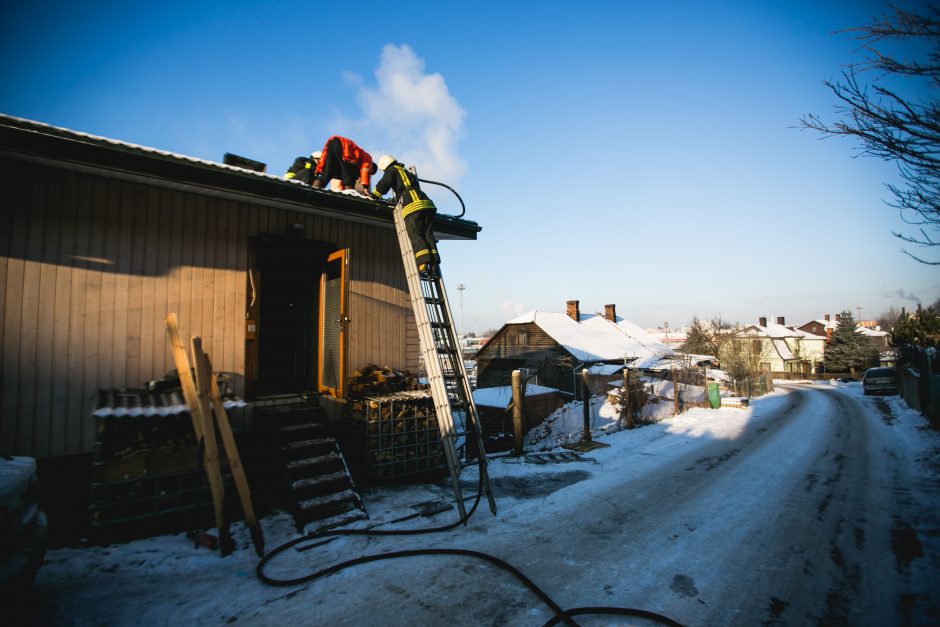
[0,456,48,608]
[862,367,898,396]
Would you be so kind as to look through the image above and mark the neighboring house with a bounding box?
[740,316,826,374]
[475,300,672,396]
[0,114,481,463]
[856,325,891,351]
[797,313,891,354]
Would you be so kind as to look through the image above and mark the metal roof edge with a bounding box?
[0,113,482,241]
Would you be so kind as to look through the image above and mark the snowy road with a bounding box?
[27,383,940,626]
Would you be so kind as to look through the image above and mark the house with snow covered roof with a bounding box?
[798,313,891,353]
[739,316,826,373]
[474,300,672,395]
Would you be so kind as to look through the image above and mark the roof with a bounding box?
[0,113,481,241]
[473,384,561,408]
[504,310,672,363]
[743,323,824,341]
[631,353,717,370]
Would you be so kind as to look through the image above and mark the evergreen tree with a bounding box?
[828,311,877,372]
[891,304,940,347]
[824,310,876,373]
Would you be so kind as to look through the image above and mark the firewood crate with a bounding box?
[348,390,447,481]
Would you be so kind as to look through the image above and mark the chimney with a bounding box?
[759,316,767,327]
[824,314,830,322]
[835,313,841,322]
[776,316,785,326]
[604,304,617,322]
[566,300,580,321]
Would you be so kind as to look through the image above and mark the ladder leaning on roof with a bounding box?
[392,202,496,519]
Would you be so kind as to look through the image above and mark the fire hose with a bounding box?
[255,460,683,627]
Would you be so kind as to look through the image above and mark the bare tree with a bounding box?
[800,5,940,264]
[719,336,770,382]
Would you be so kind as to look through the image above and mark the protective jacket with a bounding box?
[284,156,315,184]
[313,136,374,187]
[372,162,435,218]
[373,162,439,270]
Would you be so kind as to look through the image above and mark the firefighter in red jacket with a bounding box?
[311,136,376,195]
[372,154,440,278]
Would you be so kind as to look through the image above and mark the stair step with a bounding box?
[285,452,341,472]
[282,437,335,452]
[278,421,329,434]
[277,423,331,444]
[303,509,369,533]
[298,488,361,513]
[291,471,350,493]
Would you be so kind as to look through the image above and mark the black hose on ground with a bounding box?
[255,464,683,626]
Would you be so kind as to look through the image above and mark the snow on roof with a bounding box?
[745,322,799,338]
[587,364,624,375]
[505,310,672,363]
[0,113,287,182]
[771,338,796,360]
[473,384,560,408]
[630,353,716,370]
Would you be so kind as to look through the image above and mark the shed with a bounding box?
[0,113,481,464]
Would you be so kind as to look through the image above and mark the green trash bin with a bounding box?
[708,382,721,409]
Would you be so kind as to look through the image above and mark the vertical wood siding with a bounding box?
[0,160,412,459]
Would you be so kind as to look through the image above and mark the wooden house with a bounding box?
[475,300,671,396]
[0,114,480,468]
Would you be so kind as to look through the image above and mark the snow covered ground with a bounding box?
[24,381,940,626]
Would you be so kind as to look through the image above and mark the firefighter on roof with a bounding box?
[373,154,440,279]
[311,135,376,195]
[284,153,318,184]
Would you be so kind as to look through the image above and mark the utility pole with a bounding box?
[457,283,466,339]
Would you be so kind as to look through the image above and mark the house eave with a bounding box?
[0,114,482,241]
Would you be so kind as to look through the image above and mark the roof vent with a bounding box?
[223,153,267,173]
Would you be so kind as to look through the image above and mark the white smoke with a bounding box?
[349,44,466,184]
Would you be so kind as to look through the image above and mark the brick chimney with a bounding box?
[566,300,580,321]
[776,316,785,325]
[835,313,841,322]
[759,316,767,327]
[824,314,830,322]
[604,304,617,322]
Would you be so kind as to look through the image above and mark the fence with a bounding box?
[896,345,940,428]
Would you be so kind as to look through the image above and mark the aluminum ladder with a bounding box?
[392,203,497,518]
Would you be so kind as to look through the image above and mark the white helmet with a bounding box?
[377,154,396,171]
[311,150,322,162]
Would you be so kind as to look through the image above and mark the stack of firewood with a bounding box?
[349,390,444,478]
[348,364,420,396]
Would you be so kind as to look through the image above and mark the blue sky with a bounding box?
[2,0,936,333]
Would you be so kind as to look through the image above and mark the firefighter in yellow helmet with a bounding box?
[372,155,440,278]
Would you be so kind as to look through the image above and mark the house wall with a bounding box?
[475,324,576,393]
[1,159,415,459]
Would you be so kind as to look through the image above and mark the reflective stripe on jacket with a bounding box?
[373,163,436,217]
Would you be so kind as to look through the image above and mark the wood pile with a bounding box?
[348,390,445,479]
[348,364,420,396]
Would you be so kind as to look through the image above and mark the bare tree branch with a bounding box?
[799,5,940,263]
